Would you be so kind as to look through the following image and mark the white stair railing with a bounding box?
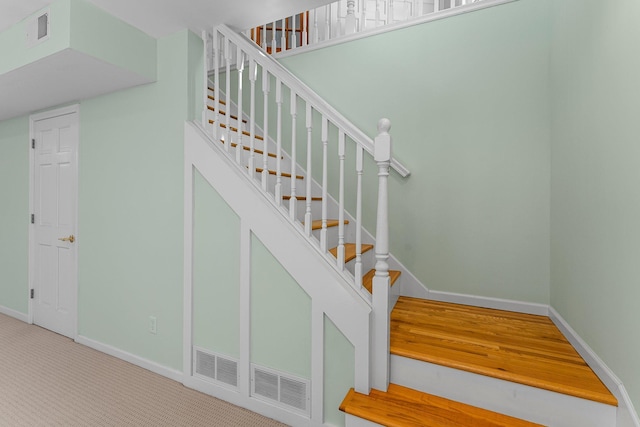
[246,0,488,55]
[203,24,406,390]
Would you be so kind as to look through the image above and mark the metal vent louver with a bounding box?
[193,347,238,390]
[251,364,310,417]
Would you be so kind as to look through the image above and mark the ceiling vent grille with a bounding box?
[26,10,50,48]
[193,347,238,389]
[251,364,310,417]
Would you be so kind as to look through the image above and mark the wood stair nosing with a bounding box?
[253,167,304,180]
[209,121,264,141]
[282,195,322,201]
[362,269,401,294]
[207,105,248,123]
[220,140,279,159]
[329,243,374,264]
[207,95,226,105]
[340,384,544,427]
[305,219,349,231]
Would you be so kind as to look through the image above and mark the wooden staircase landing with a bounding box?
[390,297,617,406]
[340,383,543,427]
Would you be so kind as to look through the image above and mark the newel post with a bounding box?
[371,118,392,392]
[345,0,357,34]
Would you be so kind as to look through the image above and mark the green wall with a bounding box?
[77,29,201,370]
[550,0,640,412]
[0,116,30,314]
[193,170,240,358]
[280,0,552,304]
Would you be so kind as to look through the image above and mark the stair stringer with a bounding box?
[184,121,371,425]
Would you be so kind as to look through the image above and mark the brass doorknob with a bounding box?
[58,235,75,243]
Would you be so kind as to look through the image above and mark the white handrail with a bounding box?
[215,24,410,178]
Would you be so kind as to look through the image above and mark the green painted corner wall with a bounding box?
[77,29,199,370]
[0,116,30,314]
[69,0,157,81]
[550,0,640,412]
[280,0,552,304]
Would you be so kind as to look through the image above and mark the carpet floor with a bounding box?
[0,314,288,426]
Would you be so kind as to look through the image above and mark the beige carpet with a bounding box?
[0,314,288,426]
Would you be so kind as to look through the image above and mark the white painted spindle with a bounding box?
[202,30,208,131]
[355,145,364,289]
[305,104,313,237]
[371,118,392,392]
[388,0,395,24]
[375,0,381,26]
[289,92,298,221]
[275,78,283,205]
[291,15,297,49]
[271,21,277,53]
[345,0,357,34]
[261,24,267,49]
[224,37,232,151]
[213,31,221,143]
[281,18,287,52]
[261,68,270,190]
[236,47,245,165]
[337,131,346,270]
[302,12,308,46]
[249,59,257,175]
[313,9,319,43]
[361,0,367,32]
[320,117,329,252]
[325,5,331,40]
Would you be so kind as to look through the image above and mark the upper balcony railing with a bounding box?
[246,0,490,56]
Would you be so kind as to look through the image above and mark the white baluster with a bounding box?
[345,0,357,34]
[202,30,208,131]
[289,92,298,221]
[302,12,308,46]
[249,59,257,176]
[275,78,283,205]
[281,18,287,52]
[291,15,297,49]
[271,21,277,53]
[388,0,394,24]
[337,131,346,270]
[261,68,270,191]
[224,38,232,151]
[313,9,319,43]
[213,31,221,143]
[325,5,331,40]
[434,0,441,12]
[375,0,381,26]
[305,104,313,237]
[236,47,245,165]
[262,24,267,49]
[371,118,392,392]
[361,0,367,32]
[355,145,363,289]
[320,117,329,252]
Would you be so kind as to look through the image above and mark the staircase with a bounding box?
[187,23,623,427]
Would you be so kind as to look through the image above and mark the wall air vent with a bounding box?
[26,9,50,48]
[251,364,310,417]
[193,347,238,389]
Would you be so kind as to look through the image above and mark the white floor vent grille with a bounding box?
[193,347,238,389]
[251,364,310,417]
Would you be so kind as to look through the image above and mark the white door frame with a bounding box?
[28,104,80,339]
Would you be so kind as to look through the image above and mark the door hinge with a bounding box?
[31,214,35,224]
[31,139,35,149]
[30,289,34,299]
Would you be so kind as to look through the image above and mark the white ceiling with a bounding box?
[0,0,333,38]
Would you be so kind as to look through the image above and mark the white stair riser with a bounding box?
[344,414,384,427]
[390,355,617,427]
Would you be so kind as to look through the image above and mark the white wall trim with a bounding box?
[76,335,184,384]
[0,305,29,323]
[549,307,640,427]
[426,289,550,316]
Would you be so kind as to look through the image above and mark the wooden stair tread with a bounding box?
[207,106,248,123]
[340,384,543,427]
[329,243,374,263]
[254,167,303,180]
[362,269,401,294]
[220,140,278,158]
[209,121,264,141]
[282,195,322,201]
[305,219,349,230]
[207,95,226,105]
[390,297,618,406]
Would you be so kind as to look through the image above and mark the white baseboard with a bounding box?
[549,308,640,427]
[0,305,29,323]
[426,289,550,316]
[75,335,184,383]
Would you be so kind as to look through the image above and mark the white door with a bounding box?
[31,107,79,339]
